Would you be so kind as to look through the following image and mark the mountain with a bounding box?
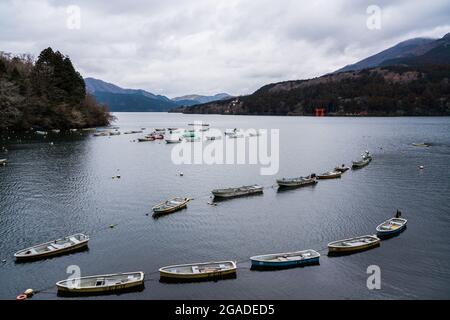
[85,78,177,112]
[174,64,450,116]
[336,33,450,73]
[380,34,450,67]
[172,93,233,106]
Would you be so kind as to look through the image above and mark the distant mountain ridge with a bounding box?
[85,77,232,111]
[172,93,233,106]
[85,78,176,112]
[336,33,450,72]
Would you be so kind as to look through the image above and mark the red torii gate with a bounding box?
[315,108,326,117]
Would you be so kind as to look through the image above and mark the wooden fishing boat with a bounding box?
[154,128,166,132]
[352,158,371,169]
[14,233,89,261]
[35,131,47,135]
[276,175,317,188]
[152,197,190,215]
[56,271,144,295]
[212,185,263,199]
[51,129,61,133]
[317,171,342,179]
[109,131,121,136]
[328,235,380,255]
[153,134,164,140]
[138,136,155,142]
[250,249,320,269]
[159,261,236,281]
[376,218,407,238]
[334,165,350,173]
[165,136,182,143]
[225,129,241,136]
[412,142,430,147]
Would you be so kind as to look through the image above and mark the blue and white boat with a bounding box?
[376,218,407,238]
[250,249,320,269]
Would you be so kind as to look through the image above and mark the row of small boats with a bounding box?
[14,215,406,295]
[150,152,371,215]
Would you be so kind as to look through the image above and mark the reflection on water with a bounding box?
[1,113,450,299]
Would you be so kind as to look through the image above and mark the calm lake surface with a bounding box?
[1,113,450,299]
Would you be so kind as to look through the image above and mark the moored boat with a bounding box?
[35,130,47,135]
[152,133,164,139]
[152,197,190,215]
[14,233,89,261]
[352,158,371,169]
[250,249,320,269]
[334,165,350,173]
[412,142,430,147]
[224,128,241,136]
[138,136,155,142]
[159,261,236,282]
[56,271,144,295]
[317,171,342,179]
[328,235,380,255]
[276,174,317,188]
[165,136,182,143]
[109,131,121,136]
[212,185,263,199]
[0,159,7,165]
[376,217,407,238]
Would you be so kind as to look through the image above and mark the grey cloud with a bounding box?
[1,0,449,97]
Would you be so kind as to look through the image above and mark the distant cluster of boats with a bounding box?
[90,124,265,144]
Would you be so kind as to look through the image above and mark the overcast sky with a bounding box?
[1,0,449,97]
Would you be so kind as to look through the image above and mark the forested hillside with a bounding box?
[0,48,111,131]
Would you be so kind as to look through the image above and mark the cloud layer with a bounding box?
[1,0,449,97]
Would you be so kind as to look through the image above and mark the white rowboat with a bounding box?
[14,233,89,261]
[56,271,144,295]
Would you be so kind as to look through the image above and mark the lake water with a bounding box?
[1,113,450,299]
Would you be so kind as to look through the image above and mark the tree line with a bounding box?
[0,47,112,132]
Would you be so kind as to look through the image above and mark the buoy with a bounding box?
[16,293,27,301]
[179,172,184,176]
[24,289,34,297]
[419,165,424,169]
[109,224,115,229]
